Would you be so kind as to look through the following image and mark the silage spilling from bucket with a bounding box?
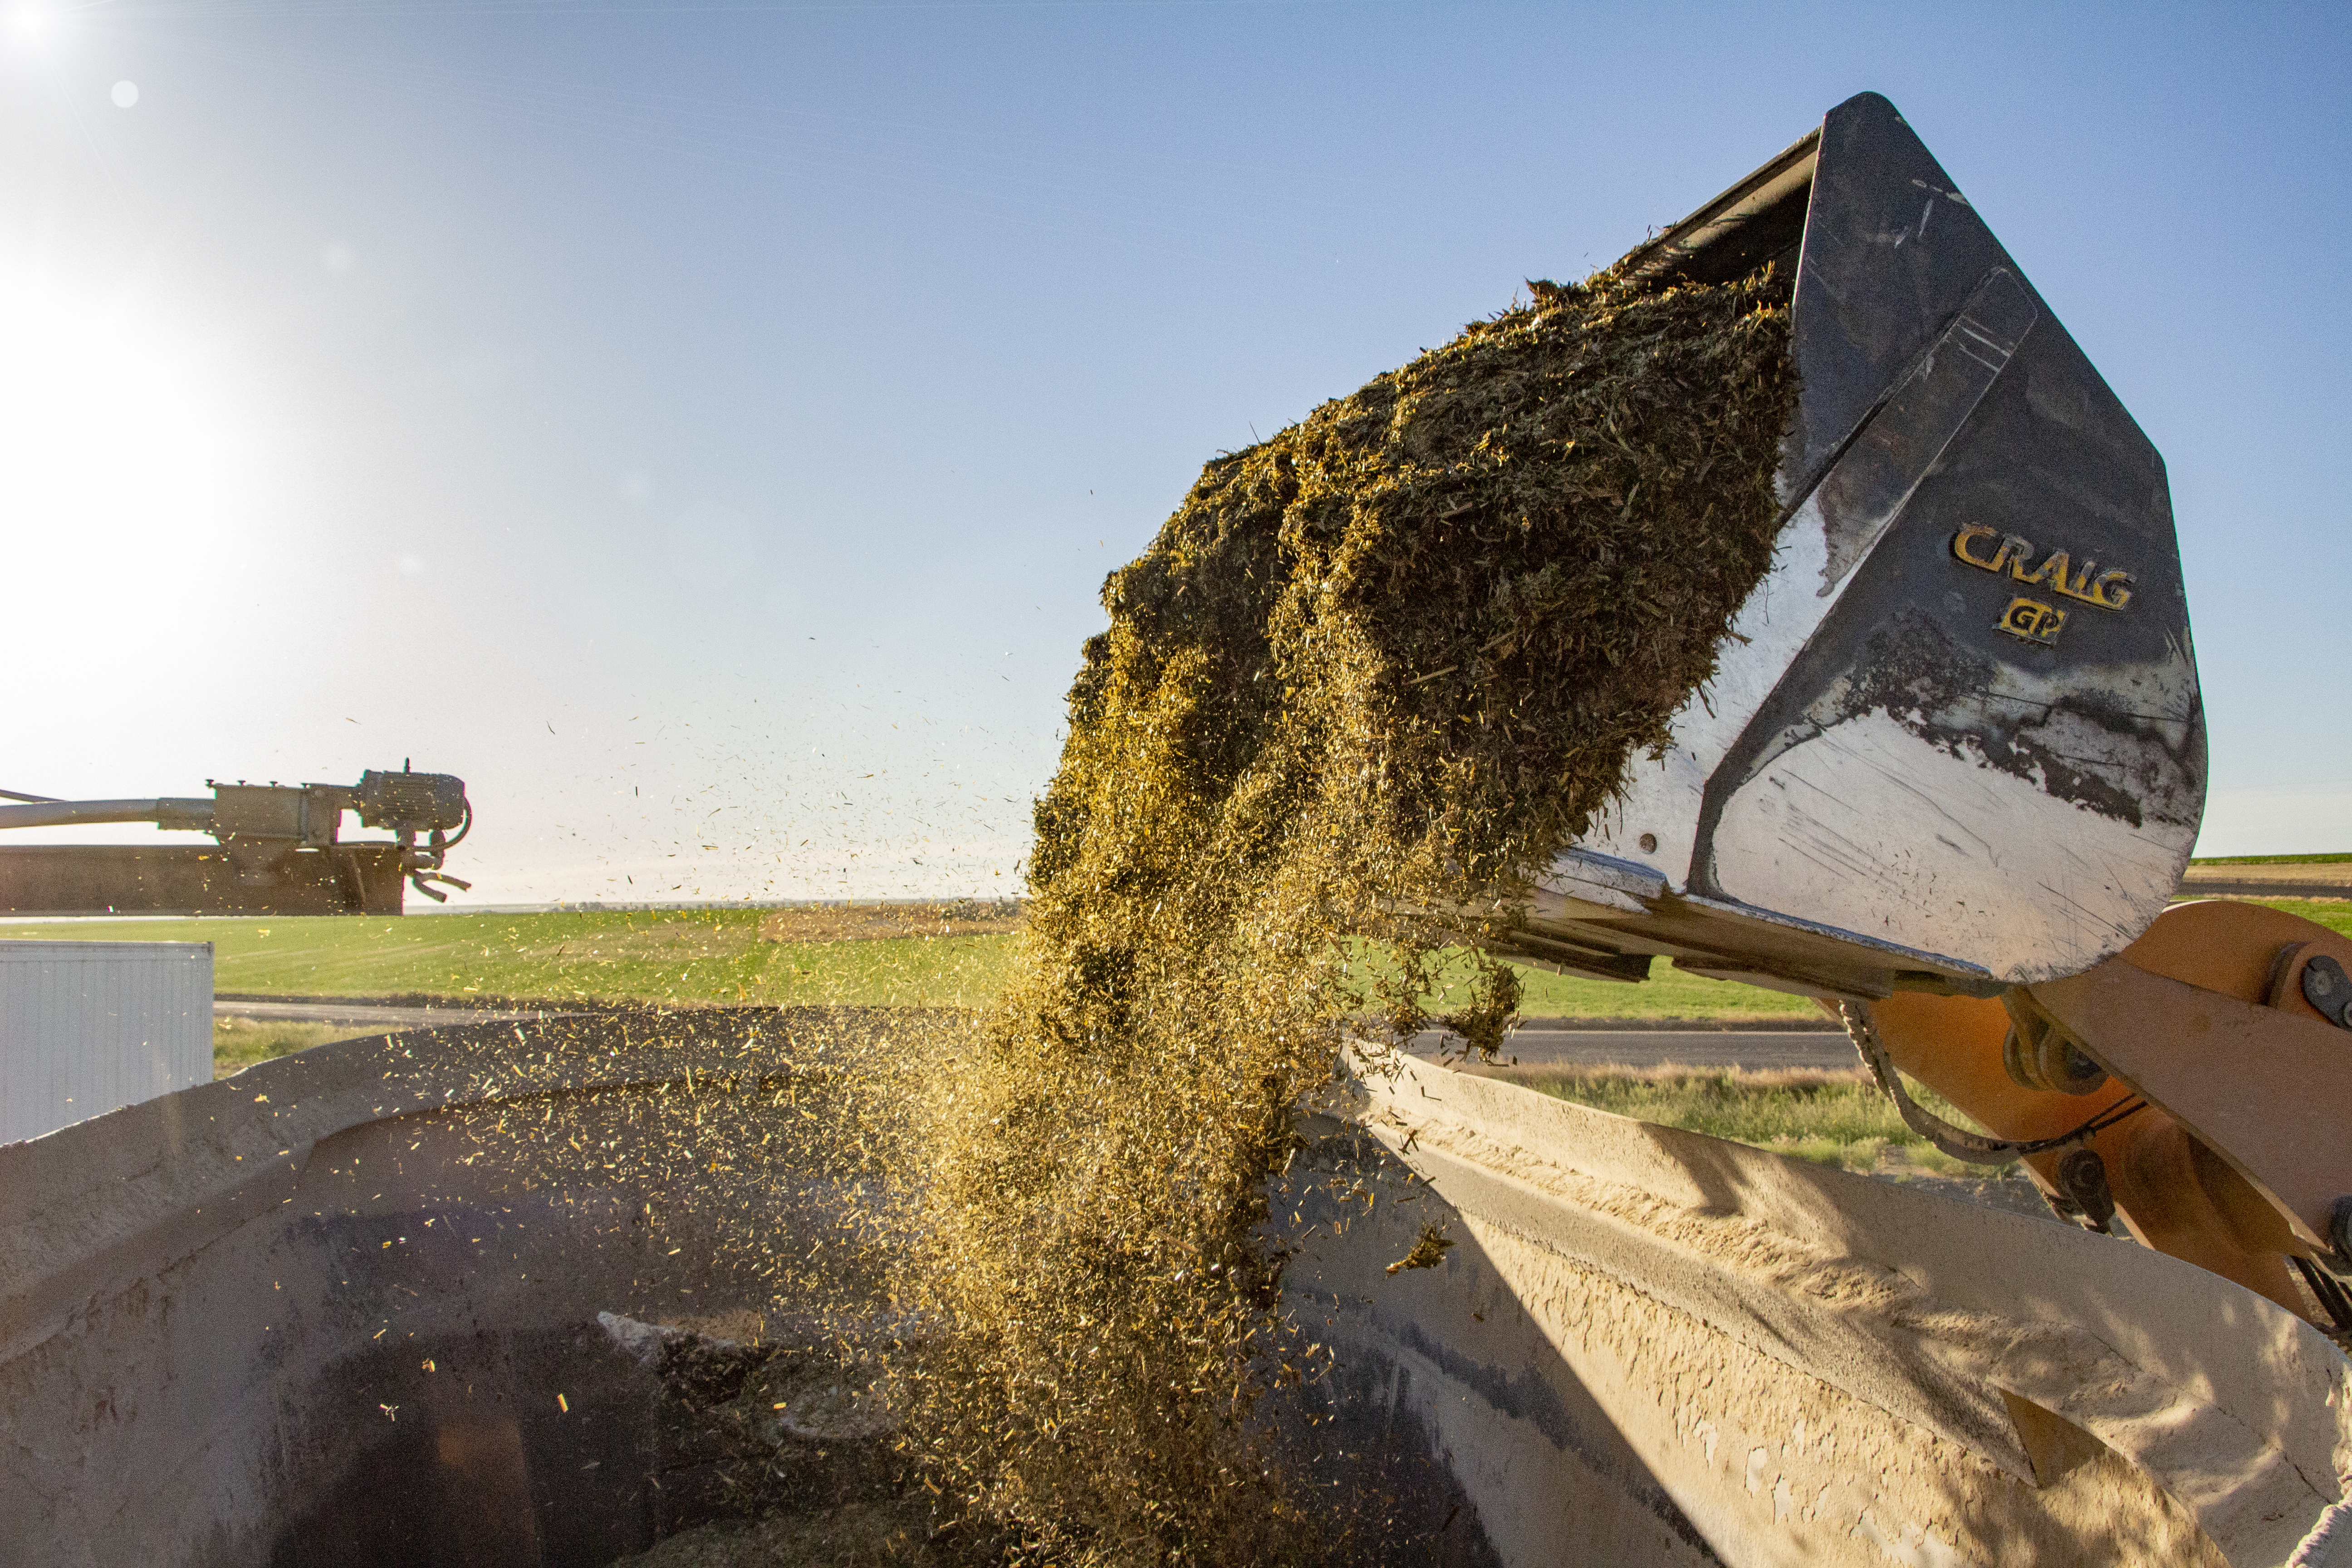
[900,264,1798,1563]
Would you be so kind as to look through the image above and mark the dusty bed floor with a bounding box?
[607,1499,945,1567]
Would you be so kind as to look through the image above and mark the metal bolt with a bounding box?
[2056,1148,2116,1233]
[1637,833,1658,853]
[2301,956,2352,1030]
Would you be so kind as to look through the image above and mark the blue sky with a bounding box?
[2,0,2346,901]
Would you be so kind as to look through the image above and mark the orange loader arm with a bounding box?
[1854,899,2352,1333]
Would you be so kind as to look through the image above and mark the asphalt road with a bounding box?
[1414,1021,1857,1071]
[2177,865,2352,899]
[213,998,544,1029]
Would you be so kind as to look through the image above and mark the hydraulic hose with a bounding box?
[1839,1000,2148,1164]
[0,799,216,833]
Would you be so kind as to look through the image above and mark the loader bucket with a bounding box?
[1508,92,2202,997]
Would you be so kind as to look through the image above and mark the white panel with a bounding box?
[1706,710,2186,984]
[0,941,214,1145]
[1583,488,1841,887]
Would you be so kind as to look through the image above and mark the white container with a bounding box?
[0,941,213,1145]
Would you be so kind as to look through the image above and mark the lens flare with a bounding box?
[0,272,273,676]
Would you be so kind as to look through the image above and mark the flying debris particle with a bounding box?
[1386,1225,1457,1275]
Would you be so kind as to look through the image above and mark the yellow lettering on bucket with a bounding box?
[1952,526,2135,614]
[1996,596,2067,647]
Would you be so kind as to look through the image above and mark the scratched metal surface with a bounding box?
[1519,93,2202,996]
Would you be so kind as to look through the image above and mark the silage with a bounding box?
[901,264,1798,1564]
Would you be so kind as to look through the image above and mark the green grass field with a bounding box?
[2216,898,2352,936]
[7,908,1815,1021]
[6,910,1017,1009]
[54,894,2352,1025]
[1349,941,1813,1022]
[1490,1065,1996,1175]
[212,1017,350,1078]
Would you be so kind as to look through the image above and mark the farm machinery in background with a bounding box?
[0,765,471,915]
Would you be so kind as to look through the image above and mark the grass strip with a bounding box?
[212,1017,354,1078]
[2190,898,2352,934]
[1481,1063,2008,1176]
[3,910,1017,1009]
[12,911,1813,1020]
[1354,941,1814,1022]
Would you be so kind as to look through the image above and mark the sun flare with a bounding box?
[0,272,271,666]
